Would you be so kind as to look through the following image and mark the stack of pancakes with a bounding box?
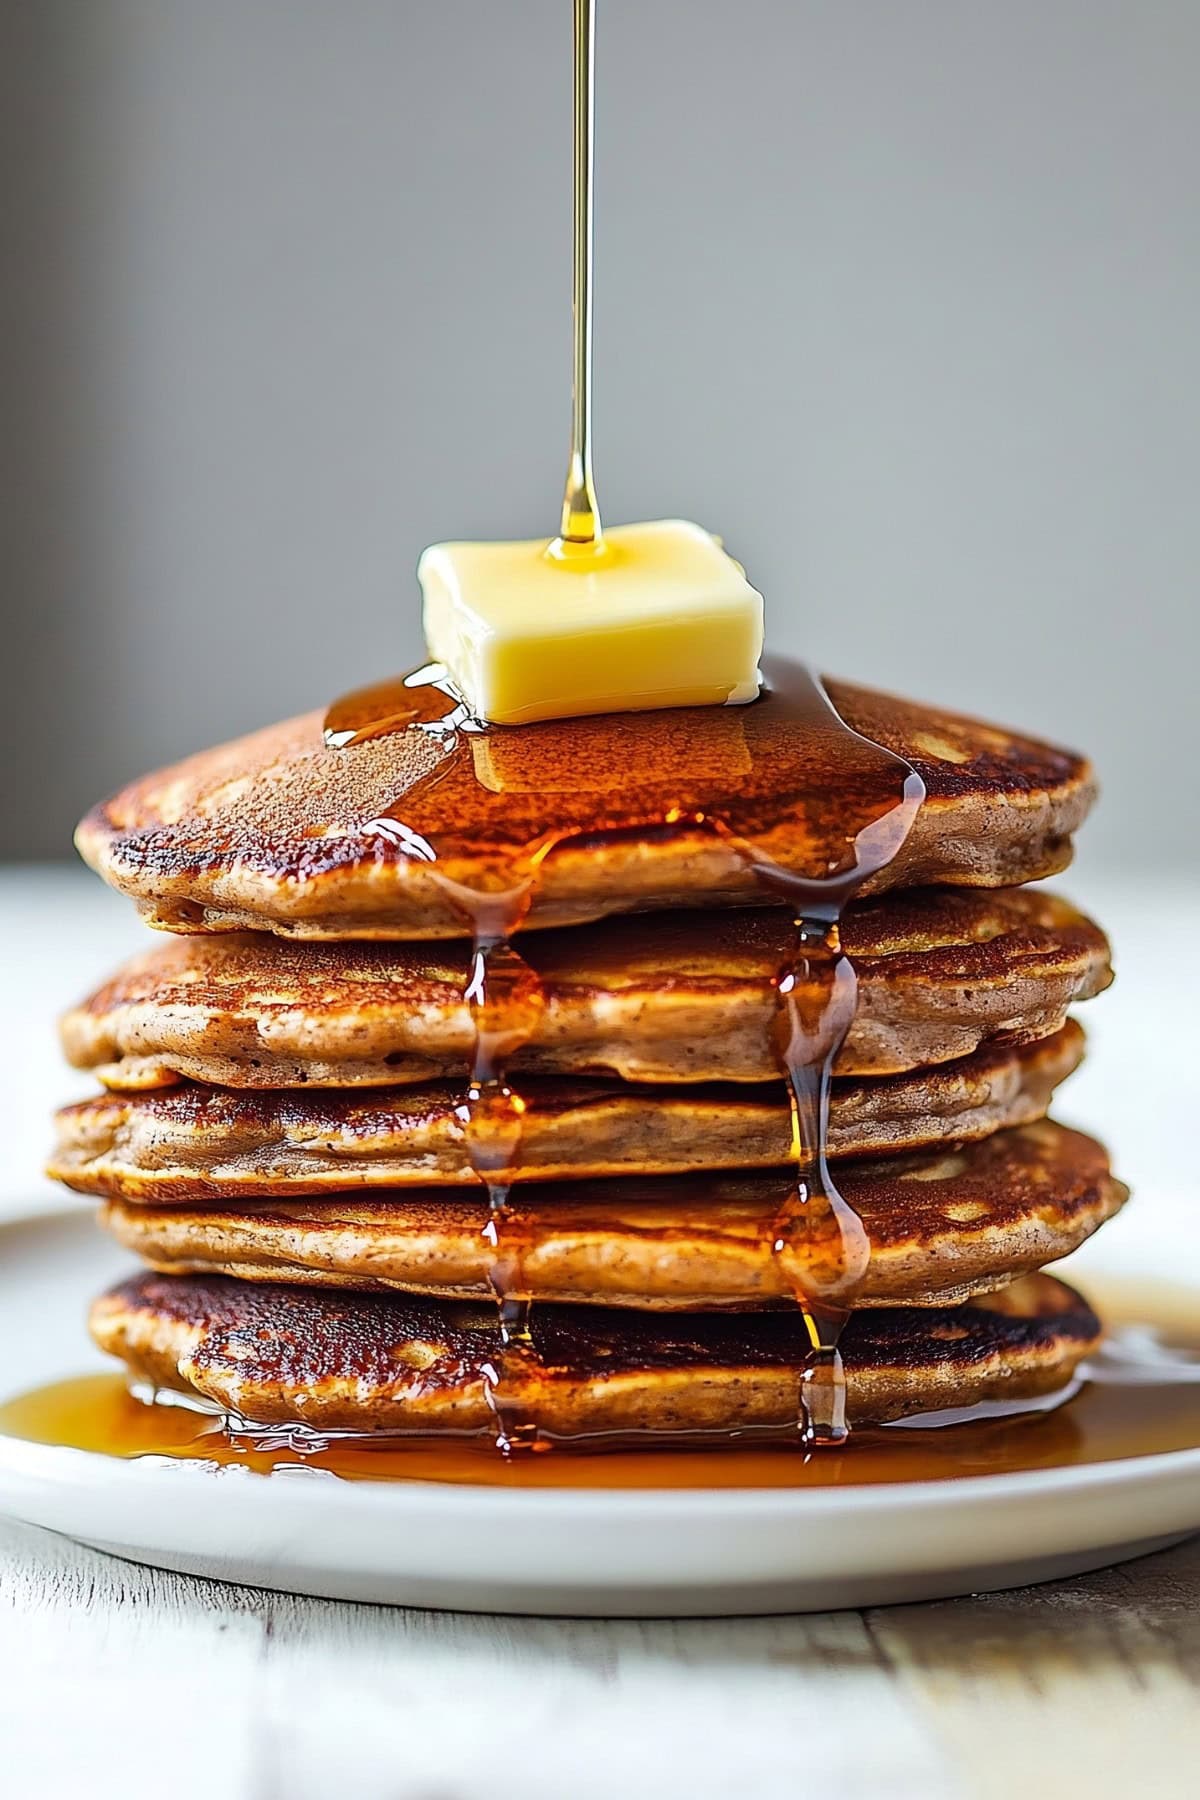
[49,675,1123,1445]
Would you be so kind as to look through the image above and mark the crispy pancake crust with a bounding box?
[75,679,1096,939]
[89,1271,1101,1434]
[101,1118,1126,1309]
[51,1028,1083,1201]
[62,889,1112,1089]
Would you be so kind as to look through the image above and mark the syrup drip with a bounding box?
[451,914,548,1452]
[708,714,925,1442]
[771,925,858,1442]
[322,659,924,1449]
[6,1280,1200,1487]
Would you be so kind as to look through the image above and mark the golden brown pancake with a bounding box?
[101,1119,1126,1310]
[51,1027,1083,1201]
[61,889,1111,1090]
[89,1269,1101,1435]
[75,675,1095,939]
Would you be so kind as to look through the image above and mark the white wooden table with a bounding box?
[1,866,1197,1800]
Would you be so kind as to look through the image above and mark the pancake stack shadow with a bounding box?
[49,675,1124,1447]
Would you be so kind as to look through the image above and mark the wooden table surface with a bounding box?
[1,867,1197,1799]
[2,1515,1197,1800]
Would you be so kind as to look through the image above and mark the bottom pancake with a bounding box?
[90,1271,1100,1437]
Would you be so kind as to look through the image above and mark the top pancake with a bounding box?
[76,673,1096,939]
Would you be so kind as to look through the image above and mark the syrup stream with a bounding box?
[558,0,601,545]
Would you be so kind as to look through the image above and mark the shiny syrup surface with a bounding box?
[321,658,924,1446]
[4,1281,1198,1487]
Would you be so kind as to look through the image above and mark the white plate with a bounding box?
[0,1207,1197,1616]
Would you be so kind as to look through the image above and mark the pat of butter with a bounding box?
[419,519,764,727]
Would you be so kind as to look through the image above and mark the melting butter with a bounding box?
[419,519,764,727]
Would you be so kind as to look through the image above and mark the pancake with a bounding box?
[101,1119,1127,1310]
[75,673,1096,939]
[50,1027,1083,1201]
[61,889,1112,1090]
[89,1270,1101,1434]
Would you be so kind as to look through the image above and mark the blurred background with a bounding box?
[1,0,1197,877]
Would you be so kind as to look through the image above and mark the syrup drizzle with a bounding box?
[444,901,548,1453]
[322,659,924,1450]
[317,0,920,1450]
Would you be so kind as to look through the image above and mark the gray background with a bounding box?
[3,0,1195,873]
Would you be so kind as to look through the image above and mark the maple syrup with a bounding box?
[323,657,923,1448]
[320,1,923,1447]
[386,0,922,1449]
[4,1281,1197,1488]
